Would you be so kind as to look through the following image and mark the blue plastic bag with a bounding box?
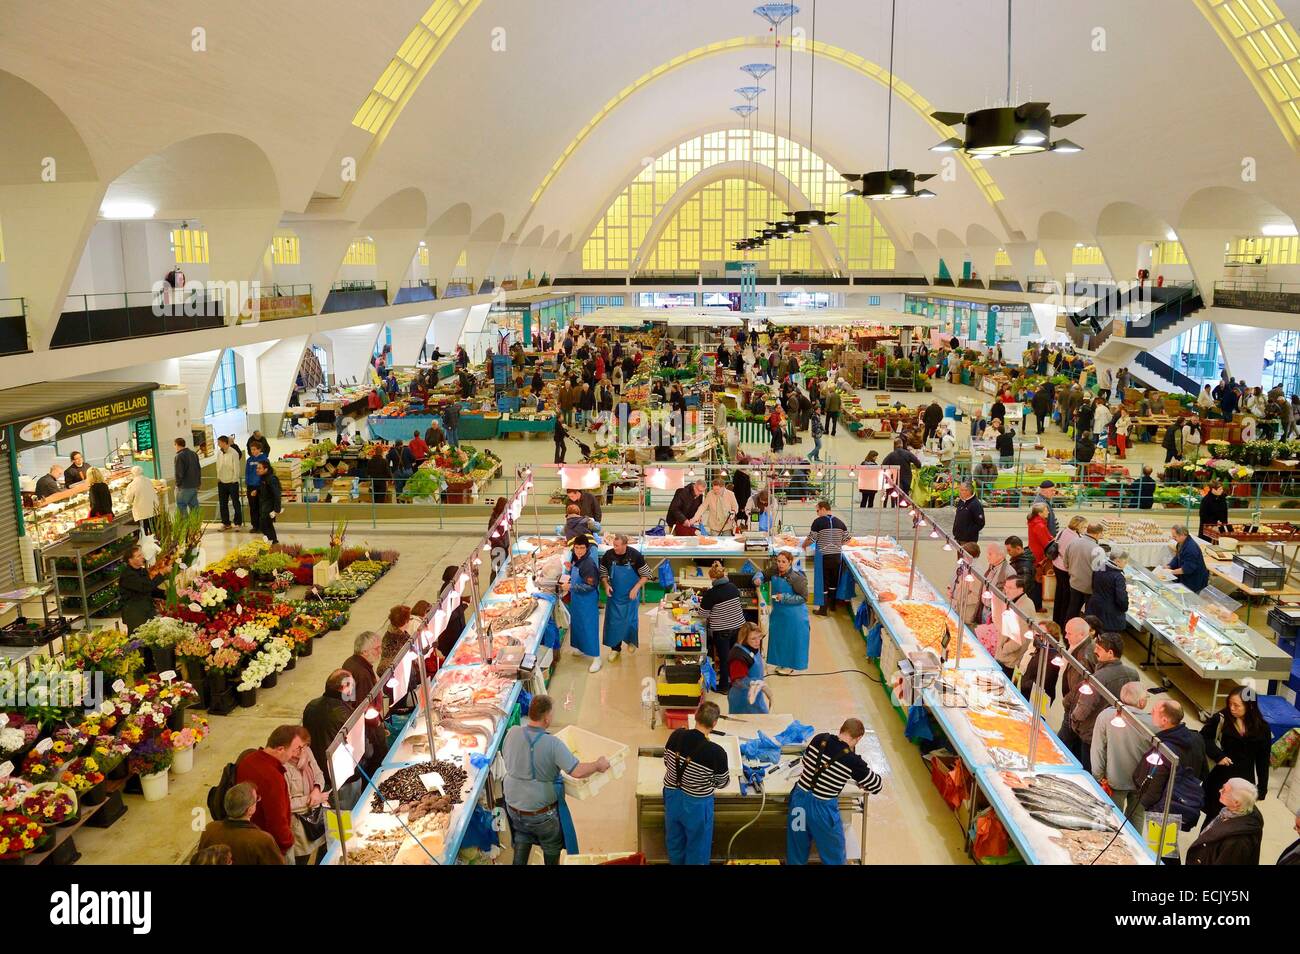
[854,599,871,633]
[865,620,883,658]
[541,616,562,650]
[461,804,501,851]
[904,703,934,743]
[657,560,675,590]
[775,720,814,746]
[739,731,782,765]
[740,559,758,576]
[700,655,718,692]
[468,752,492,772]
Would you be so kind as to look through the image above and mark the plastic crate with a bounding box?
[1234,554,1285,590]
[1257,694,1300,743]
[553,725,629,801]
[1270,607,1300,642]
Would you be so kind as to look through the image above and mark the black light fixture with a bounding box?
[929,0,1084,156]
[845,0,937,201]
[786,0,837,230]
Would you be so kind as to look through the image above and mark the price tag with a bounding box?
[419,771,446,794]
[236,604,243,615]
[0,714,7,728]
[112,679,126,693]
[35,738,53,754]
[0,762,11,779]
[211,638,224,648]
[159,670,176,682]
[100,702,114,715]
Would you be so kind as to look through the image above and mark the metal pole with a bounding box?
[413,631,438,762]
[1026,629,1047,767]
[1155,752,1178,861]
[907,507,920,599]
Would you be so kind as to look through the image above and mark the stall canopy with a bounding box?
[0,381,158,448]
[757,307,940,328]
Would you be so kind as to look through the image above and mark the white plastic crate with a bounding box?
[554,724,629,801]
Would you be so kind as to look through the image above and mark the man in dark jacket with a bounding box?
[255,460,281,543]
[882,440,922,499]
[197,782,287,865]
[731,467,752,515]
[1187,778,1264,866]
[951,482,985,544]
[565,487,602,521]
[442,401,461,447]
[173,437,202,515]
[1069,632,1138,771]
[1075,430,1096,464]
[1031,387,1052,435]
[1137,699,1207,837]
[921,402,944,442]
[667,480,704,529]
[302,670,354,779]
[341,631,389,773]
[1085,550,1130,633]
[1132,465,1157,510]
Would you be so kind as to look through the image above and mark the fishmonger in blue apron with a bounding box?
[726,622,770,714]
[767,552,810,673]
[787,721,883,866]
[600,535,649,659]
[564,535,603,673]
[501,694,610,865]
[662,701,731,864]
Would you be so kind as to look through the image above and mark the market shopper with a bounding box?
[302,670,355,789]
[1085,547,1130,633]
[173,437,202,515]
[786,719,883,866]
[553,414,567,464]
[502,694,610,865]
[858,451,880,508]
[1091,682,1155,819]
[599,534,648,660]
[562,504,600,541]
[216,435,243,530]
[1051,515,1087,628]
[948,543,983,626]
[824,388,842,435]
[922,401,944,442]
[662,700,730,865]
[698,474,740,534]
[197,782,286,865]
[803,499,848,615]
[126,465,158,534]
[882,440,922,504]
[767,551,809,673]
[1068,632,1138,773]
[283,726,328,864]
[1198,479,1230,541]
[993,576,1036,679]
[235,725,304,858]
[563,535,603,673]
[1168,525,1209,593]
[952,482,985,545]
[726,622,770,714]
[1187,779,1264,866]
[1031,481,1059,535]
[667,478,705,529]
[1056,618,1096,755]
[254,460,281,543]
[118,544,169,633]
[245,439,269,532]
[565,486,602,521]
[1199,687,1272,826]
[1063,521,1104,621]
[85,467,113,518]
[1132,465,1157,510]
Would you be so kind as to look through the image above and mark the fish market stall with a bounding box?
[1123,563,1292,714]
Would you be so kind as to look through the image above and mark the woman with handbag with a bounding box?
[1026,503,1054,613]
[285,727,328,864]
[1051,515,1087,628]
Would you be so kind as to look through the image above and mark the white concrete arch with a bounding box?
[424,202,475,291]
[1037,211,1091,289]
[464,212,506,287]
[936,228,967,284]
[357,186,430,301]
[966,224,1003,286]
[910,233,941,282]
[1095,200,1176,288]
[1177,186,1297,303]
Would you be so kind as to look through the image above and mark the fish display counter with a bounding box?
[839,538,1157,865]
[1122,562,1292,712]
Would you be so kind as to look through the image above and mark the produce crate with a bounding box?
[1268,606,1300,641]
[1234,554,1285,590]
[553,725,629,801]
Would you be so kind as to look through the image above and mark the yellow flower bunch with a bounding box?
[205,540,270,574]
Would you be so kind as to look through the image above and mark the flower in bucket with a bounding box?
[188,716,209,746]
[20,744,67,782]
[132,617,198,650]
[58,757,105,794]
[236,640,291,692]
[0,812,45,859]
[127,735,173,777]
[0,725,25,758]
[170,725,200,751]
[91,735,131,770]
[235,621,273,646]
[206,647,244,676]
[20,784,77,825]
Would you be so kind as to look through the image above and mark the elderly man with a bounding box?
[952,482,985,545]
[1091,681,1155,818]
[667,478,705,530]
[1030,480,1060,535]
[197,782,287,865]
[342,631,389,771]
[599,533,649,660]
[1063,521,1104,621]
[972,455,998,496]
[1055,617,1097,757]
[1168,524,1209,593]
[235,725,305,857]
[697,475,740,535]
[1187,778,1265,865]
[1138,699,1207,838]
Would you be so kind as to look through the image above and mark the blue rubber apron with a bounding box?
[567,553,601,657]
[663,743,715,865]
[767,574,809,671]
[603,560,640,650]
[786,755,847,866]
[523,726,579,855]
[726,645,770,714]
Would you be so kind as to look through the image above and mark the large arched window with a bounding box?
[582,129,896,274]
[1263,329,1300,396]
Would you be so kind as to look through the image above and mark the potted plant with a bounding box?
[128,737,174,801]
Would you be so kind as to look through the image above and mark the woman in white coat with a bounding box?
[125,466,159,534]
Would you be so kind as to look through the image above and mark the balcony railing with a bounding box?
[442,278,476,297]
[0,298,30,356]
[932,275,955,286]
[322,280,388,313]
[238,284,314,324]
[1213,279,1300,314]
[393,280,437,304]
[851,273,930,286]
[53,289,225,348]
[988,279,1023,291]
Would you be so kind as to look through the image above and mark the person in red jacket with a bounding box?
[235,725,304,857]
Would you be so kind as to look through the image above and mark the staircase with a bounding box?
[1085,287,1205,365]
[1129,352,1201,395]
[1064,284,1203,356]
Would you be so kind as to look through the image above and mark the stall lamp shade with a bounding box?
[483,543,492,551]
[917,518,927,527]
[1051,655,1065,668]
[365,707,380,720]
[1078,683,1094,696]
[1110,711,1127,728]
[964,573,974,582]
[1050,139,1083,153]
[1146,752,1163,766]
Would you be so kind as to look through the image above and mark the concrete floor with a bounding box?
[76,372,1300,864]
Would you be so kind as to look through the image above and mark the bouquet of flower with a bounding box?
[270,570,294,592]
[206,646,245,676]
[58,756,105,794]
[63,629,144,681]
[235,621,274,646]
[175,633,213,662]
[50,724,90,758]
[0,777,32,811]
[20,744,68,782]
[236,640,292,691]
[209,567,252,594]
[179,578,229,614]
[169,723,202,751]
[127,702,170,736]
[90,734,131,771]
[127,735,173,777]
[0,811,46,859]
[149,676,200,710]
[0,725,26,758]
[21,783,77,825]
[131,616,198,650]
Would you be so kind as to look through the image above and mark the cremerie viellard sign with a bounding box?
[13,388,153,450]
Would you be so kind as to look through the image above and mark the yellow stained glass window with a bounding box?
[456,249,468,268]
[1033,249,1048,266]
[994,248,1011,266]
[1201,0,1300,144]
[170,228,209,265]
[417,245,430,266]
[1229,234,1300,264]
[1152,241,1187,266]
[344,239,377,266]
[1071,245,1105,265]
[271,234,300,265]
